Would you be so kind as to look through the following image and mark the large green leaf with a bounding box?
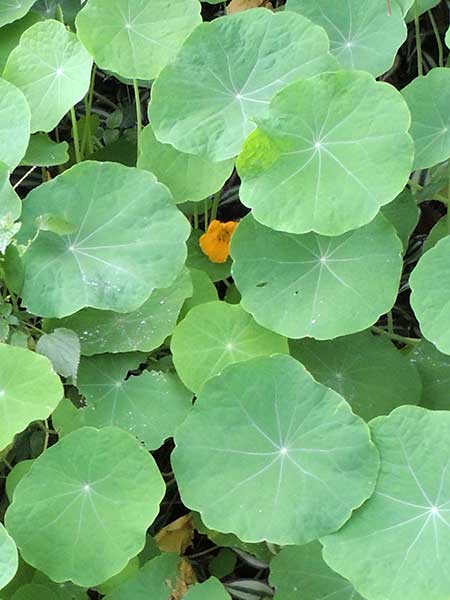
[322,405,450,600]
[0,78,30,170]
[138,125,234,204]
[173,354,379,545]
[409,339,450,410]
[381,189,420,253]
[46,269,192,355]
[0,161,22,254]
[402,68,450,170]
[64,355,193,449]
[5,427,165,587]
[290,331,422,421]
[237,70,413,236]
[76,0,201,80]
[3,20,93,133]
[18,161,190,318]
[0,523,18,591]
[184,578,231,600]
[171,301,289,393]
[410,236,450,355]
[105,554,181,600]
[149,8,337,162]
[230,214,403,340]
[269,542,364,600]
[286,0,406,77]
[0,0,35,27]
[0,343,63,451]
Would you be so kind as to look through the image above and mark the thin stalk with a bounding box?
[193,205,199,229]
[414,3,423,76]
[70,106,82,164]
[428,10,444,68]
[408,178,449,205]
[211,191,221,221]
[13,166,37,190]
[55,4,64,23]
[133,79,142,157]
[93,90,118,109]
[387,311,394,335]
[204,199,209,230]
[81,65,97,157]
[371,326,420,346]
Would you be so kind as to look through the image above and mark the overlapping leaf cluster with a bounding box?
[1,0,450,599]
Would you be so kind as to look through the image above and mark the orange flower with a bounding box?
[199,219,238,263]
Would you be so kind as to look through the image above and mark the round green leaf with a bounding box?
[184,578,231,600]
[322,405,450,600]
[149,9,337,162]
[409,339,450,410]
[171,301,289,393]
[72,356,193,449]
[46,269,192,355]
[410,236,450,355]
[402,69,450,170]
[104,554,181,600]
[269,541,364,600]
[230,214,403,340]
[5,426,165,587]
[381,189,420,253]
[0,343,63,451]
[290,331,422,421]
[237,70,413,236]
[21,133,69,167]
[19,161,190,318]
[0,523,18,592]
[0,0,35,27]
[173,354,379,545]
[0,78,31,170]
[286,0,406,77]
[76,0,201,81]
[3,20,93,133]
[138,125,234,204]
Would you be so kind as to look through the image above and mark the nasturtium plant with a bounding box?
[290,330,422,420]
[3,20,93,133]
[138,124,234,204]
[402,68,450,169]
[18,161,190,318]
[322,406,450,600]
[2,0,450,596]
[231,214,403,339]
[46,269,192,355]
[76,0,202,81]
[5,427,165,587]
[0,343,63,451]
[410,236,450,355]
[173,354,379,545]
[0,78,30,170]
[0,523,18,591]
[149,8,337,161]
[286,0,406,76]
[171,301,288,392]
[237,70,413,235]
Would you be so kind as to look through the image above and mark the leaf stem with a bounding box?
[211,191,221,221]
[414,3,423,77]
[81,65,97,157]
[428,10,444,68]
[371,326,420,346]
[408,178,449,205]
[13,166,37,190]
[193,205,199,229]
[204,199,209,230]
[133,79,142,158]
[70,106,82,164]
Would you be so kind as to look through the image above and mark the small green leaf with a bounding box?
[381,189,420,253]
[3,20,93,133]
[36,328,80,382]
[180,268,218,318]
[5,460,34,502]
[322,405,450,600]
[184,578,231,600]
[409,339,450,410]
[22,134,69,167]
[0,343,63,451]
[5,427,166,587]
[173,354,379,545]
[171,301,289,393]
